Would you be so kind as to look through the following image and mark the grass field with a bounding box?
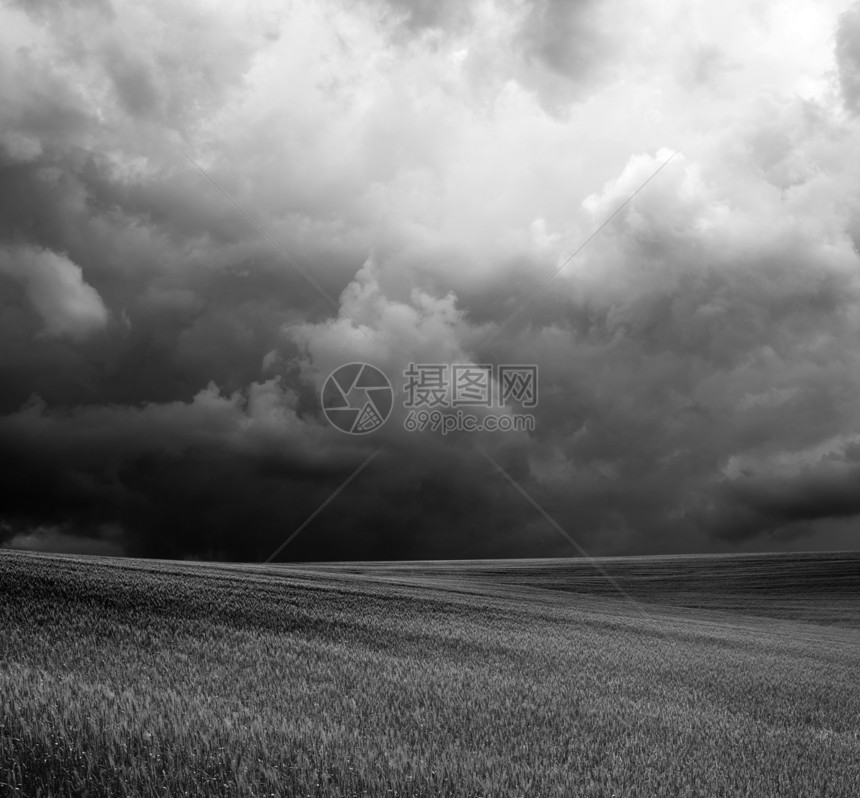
[1,549,858,796]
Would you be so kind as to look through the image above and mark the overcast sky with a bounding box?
[2,0,860,561]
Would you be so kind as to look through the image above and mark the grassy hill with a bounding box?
[1,549,858,796]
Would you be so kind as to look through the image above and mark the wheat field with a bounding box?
[1,549,858,796]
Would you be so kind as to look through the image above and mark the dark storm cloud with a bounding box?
[379,0,475,33]
[0,385,551,560]
[2,0,860,560]
[0,383,341,558]
[836,1,860,113]
[517,0,609,91]
[701,450,860,543]
[0,0,370,420]
[459,137,860,550]
[103,43,162,119]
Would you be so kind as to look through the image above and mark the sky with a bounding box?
[1,0,860,561]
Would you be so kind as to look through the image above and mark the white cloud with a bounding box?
[0,246,109,339]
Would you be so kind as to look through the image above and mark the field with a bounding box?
[1,550,858,797]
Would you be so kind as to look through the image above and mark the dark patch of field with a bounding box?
[320,551,860,628]
[1,549,858,796]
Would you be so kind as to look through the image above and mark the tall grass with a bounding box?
[1,550,858,796]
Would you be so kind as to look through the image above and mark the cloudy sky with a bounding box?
[2,0,860,561]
